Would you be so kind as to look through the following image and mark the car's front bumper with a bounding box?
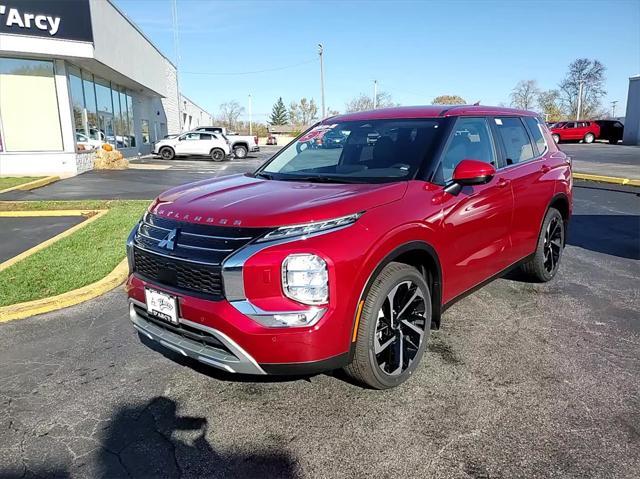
[250,145,260,152]
[129,298,266,375]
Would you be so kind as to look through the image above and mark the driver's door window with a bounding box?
[175,133,200,154]
[434,117,496,184]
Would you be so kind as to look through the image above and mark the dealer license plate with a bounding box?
[145,288,178,325]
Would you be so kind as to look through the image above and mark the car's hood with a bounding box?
[150,174,408,228]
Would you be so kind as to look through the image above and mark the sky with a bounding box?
[113,0,640,123]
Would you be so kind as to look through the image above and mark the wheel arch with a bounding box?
[232,141,249,149]
[351,240,443,347]
[546,193,571,245]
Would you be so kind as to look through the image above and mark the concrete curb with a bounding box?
[0,176,60,194]
[0,210,107,273]
[0,259,128,323]
[574,173,640,187]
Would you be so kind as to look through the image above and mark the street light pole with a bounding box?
[373,80,378,109]
[611,100,618,118]
[576,80,584,121]
[318,43,325,118]
[248,93,253,136]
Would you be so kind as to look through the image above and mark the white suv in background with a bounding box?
[153,131,231,161]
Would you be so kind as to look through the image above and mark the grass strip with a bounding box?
[0,200,150,307]
[0,177,44,190]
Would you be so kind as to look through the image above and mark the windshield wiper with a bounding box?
[282,176,363,184]
[254,172,273,180]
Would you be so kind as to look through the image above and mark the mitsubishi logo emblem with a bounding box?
[158,229,178,251]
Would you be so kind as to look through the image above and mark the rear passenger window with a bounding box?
[200,134,213,140]
[434,117,496,184]
[523,117,547,155]
[494,117,535,165]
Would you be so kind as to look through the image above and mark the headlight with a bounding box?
[282,254,328,305]
[258,212,363,243]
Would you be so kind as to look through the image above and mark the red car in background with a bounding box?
[550,121,600,144]
[126,105,572,389]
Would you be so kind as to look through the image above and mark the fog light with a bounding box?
[282,254,328,305]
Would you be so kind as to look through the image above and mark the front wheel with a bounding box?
[234,145,248,159]
[584,132,595,144]
[210,148,225,162]
[520,207,565,282]
[159,147,175,160]
[344,262,431,389]
[552,134,560,144]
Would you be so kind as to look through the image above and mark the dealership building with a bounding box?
[623,75,640,146]
[0,0,211,176]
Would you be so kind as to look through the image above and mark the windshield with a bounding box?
[257,119,443,183]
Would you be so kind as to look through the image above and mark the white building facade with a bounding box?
[0,0,210,176]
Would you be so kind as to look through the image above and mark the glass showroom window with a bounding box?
[126,94,136,148]
[118,89,130,148]
[95,76,115,146]
[82,70,100,141]
[0,57,62,151]
[141,120,150,144]
[68,65,86,137]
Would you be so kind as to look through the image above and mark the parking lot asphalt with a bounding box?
[0,148,278,202]
[561,143,640,180]
[0,166,638,477]
[0,216,85,263]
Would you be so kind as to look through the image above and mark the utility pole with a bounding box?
[248,94,253,136]
[611,100,618,118]
[172,0,182,133]
[373,80,378,109]
[576,79,584,121]
[318,43,325,118]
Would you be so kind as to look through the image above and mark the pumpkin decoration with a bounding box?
[101,143,113,152]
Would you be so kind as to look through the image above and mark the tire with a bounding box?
[210,148,225,162]
[552,134,560,144]
[520,207,565,282]
[159,147,175,160]
[234,145,248,159]
[584,132,595,144]
[344,262,431,389]
[609,138,619,145]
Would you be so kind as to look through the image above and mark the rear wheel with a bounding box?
[210,148,225,162]
[344,262,431,389]
[609,138,619,145]
[584,132,595,144]
[552,134,560,144]
[520,207,564,282]
[159,147,175,160]
[234,145,248,159]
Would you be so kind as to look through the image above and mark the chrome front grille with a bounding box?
[132,213,269,299]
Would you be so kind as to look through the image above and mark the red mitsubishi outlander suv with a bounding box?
[126,106,572,389]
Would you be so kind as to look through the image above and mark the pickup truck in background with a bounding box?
[194,126,259,158]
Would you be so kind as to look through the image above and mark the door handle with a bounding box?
[541,164,551,173]
[496,178,510,188]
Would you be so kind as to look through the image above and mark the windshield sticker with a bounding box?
[494,118,503,125]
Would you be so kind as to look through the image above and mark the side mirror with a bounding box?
[444,159,496,195]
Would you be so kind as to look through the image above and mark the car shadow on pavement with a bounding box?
[568,214,640,260]
[97,396,301,478]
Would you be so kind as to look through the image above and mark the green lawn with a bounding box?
[0,200,150,307]
[0,177,43,190]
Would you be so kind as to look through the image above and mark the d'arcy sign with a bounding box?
[0,0,92,42]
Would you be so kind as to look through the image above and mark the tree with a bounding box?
[510,80,540,110]
[537,89,564,122]
[345,91,396,112]
[218,101,245,129]
[431,95,466,105]
[288,98,318,126]
[559,58,606,119]
[269,97,288,125]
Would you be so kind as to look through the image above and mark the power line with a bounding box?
[181,58,317,76]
